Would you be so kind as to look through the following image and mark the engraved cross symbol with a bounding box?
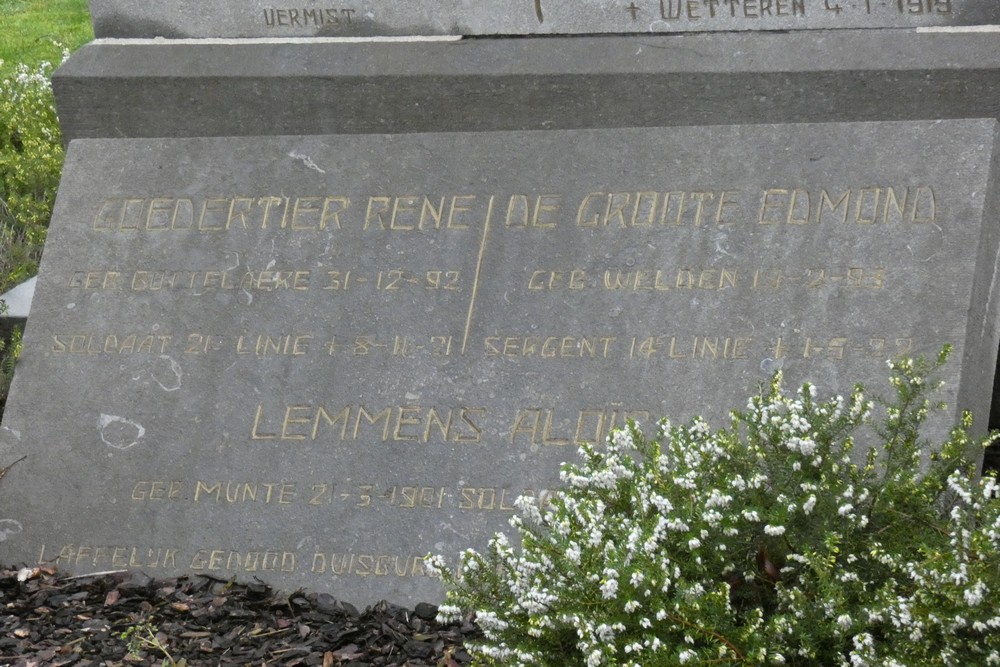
[626,2,641,19]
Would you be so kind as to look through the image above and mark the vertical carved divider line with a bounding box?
[461,196,496,355]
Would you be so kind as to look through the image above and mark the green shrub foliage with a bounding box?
[0,54,65,412]
[430,347,1000,666]
[0,56,65,293]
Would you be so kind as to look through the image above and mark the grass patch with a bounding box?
[0,0,92,73]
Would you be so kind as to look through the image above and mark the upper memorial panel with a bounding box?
[89,0,1000,38]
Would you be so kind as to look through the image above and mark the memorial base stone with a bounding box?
[53,31,1000,143]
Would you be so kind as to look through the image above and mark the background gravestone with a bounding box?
[87,0,1000,38]
[1,120,998,604]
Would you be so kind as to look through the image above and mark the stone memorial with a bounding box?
[52,30,1000,143]
[1,120,998,604]
[87,0,1000,38]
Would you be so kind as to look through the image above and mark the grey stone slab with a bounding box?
[88,0,1000,38]
[0,277,36,321]
[53,31,1000,142]
[1,120,998,604]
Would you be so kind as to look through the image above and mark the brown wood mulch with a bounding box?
[0,566,479,667]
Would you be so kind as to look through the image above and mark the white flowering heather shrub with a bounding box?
[428,347,1000,666]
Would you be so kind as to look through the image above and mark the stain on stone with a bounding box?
[92,13,188,38]
[98,414,146,450]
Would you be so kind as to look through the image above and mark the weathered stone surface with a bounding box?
[53,31,1000,142]
[1,120,998,604]
[87,0,1000,38]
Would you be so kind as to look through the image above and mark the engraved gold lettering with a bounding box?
[197,198,230,231]
[364,196,390,229]
[274,405,310,440]
[236,334,312,355]
[390,196,418,230]
[575,410,606,445]
[68,270,121,290]
[320,196,349,229]
[354,406,391,441]
[576,192,604,227]
[393,406,422,441]
[542,410,571,446]
[224,197,253,230]
[53,543,177,570]
[528,270,587,290]
[259,196,288,228]
[504,194,561,228]
[146,198,193,230]
[912,186,936,223]
[760,186,936,225]
[786,189,810,224]
[759,188,787,224]
[457,407,485,443]
[331,553,354,574]
[819,189,850,224]
[483,335,615,358]
[194,481,221,502]
[447,195,475,229]
[131,480,183,501]
[578,190,738,227]
[93,198,141,230]
[312,405,351,440]
[510,409,542,445]
[254,404,485,443]
[715,190,739,223]
[630,191,658,226]
[324,270,352,290]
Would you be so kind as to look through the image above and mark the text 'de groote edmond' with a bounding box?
[88,186,939,232]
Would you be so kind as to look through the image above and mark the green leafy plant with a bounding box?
[430,346,1000,666]
[121,621,186,667]
[0,56,65,295]
[0,52,66,414]
[0,325,21,409]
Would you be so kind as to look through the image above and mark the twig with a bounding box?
[248,628,294,639]
[665,613,747,664]
[67,569,129,580]
[0,455,26,484]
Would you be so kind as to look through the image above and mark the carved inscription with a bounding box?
[253,0,968,32]
[262,7,359,28]
[91,194,490,232]
[48,330,920,365]
[88,0,994,39]
[130,479,556,513]
[636,0,954,24]
[89,187,938,233]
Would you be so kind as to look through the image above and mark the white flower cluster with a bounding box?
[429,356,1000,667]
